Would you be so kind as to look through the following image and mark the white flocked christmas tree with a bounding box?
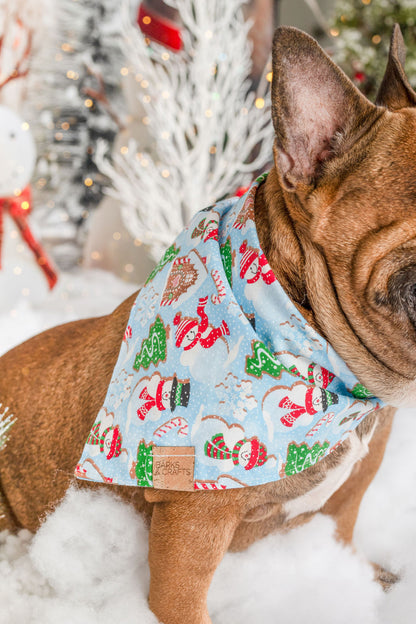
[96,0,274,263]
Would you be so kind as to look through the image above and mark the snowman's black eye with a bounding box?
[9,132,15,139]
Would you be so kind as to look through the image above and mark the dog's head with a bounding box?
[269,26,416,406]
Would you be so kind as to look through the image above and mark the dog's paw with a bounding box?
[372,562,400,592]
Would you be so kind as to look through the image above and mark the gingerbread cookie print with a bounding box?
[160,249,208,308]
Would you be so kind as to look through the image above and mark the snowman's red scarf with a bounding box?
[0,185,57,289]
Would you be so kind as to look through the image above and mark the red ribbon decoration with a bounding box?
[137,3,182,52]
[0,185,58,289]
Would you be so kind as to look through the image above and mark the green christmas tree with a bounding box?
[135,440,154,487]
[220,237,234,287]
[245,340,288,379]
[330,0,416,99]
[134,315,169,371]
[145,243,180,285]
[351,382,374,399]
[284,441,330,476]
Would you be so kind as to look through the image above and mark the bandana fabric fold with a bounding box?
[76,173,383,491]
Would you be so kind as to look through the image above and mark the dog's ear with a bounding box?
[376,24,416,110]
[271,26,377,191]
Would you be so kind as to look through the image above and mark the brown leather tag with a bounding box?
[152,446,195,491]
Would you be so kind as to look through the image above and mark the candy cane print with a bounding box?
[211,269,226,304]
[306,412,335,437]
[194,481,227,490]
[154,417,189,438]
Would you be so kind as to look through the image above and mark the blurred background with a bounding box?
[1,0,415,351]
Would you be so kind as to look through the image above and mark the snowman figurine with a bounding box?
[0,105,57,311]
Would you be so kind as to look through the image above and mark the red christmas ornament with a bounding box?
[354,71,366,83]
[235,186,249,197]
[0,185,58,289]
[137,3,182,52]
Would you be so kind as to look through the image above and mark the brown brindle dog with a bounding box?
[0,25,414,624]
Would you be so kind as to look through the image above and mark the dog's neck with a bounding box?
[254,167,320,332]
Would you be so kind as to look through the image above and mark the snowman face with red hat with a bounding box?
[245,257,259,281]
[102,426,122,460]
[181,326,198,349]
[238,440,256,469]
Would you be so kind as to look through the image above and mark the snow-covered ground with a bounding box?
[1,268,416,624]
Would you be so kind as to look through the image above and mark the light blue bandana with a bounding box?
[76,174,383,491]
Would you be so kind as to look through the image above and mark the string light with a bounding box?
[162,52,170,61]
[21,201,30,210]
[362,0,371,4]
[205,109,213,117]
[112,231,121,240]
[255,98,265,109]
[91,251,101,260]
[120,67,129,76]
[55,132,63,141]
[120,146,129,154]
[14,188,21,196]
[142,15,151,25]
[84,177,93,187]
[143,95,151,103]
[266,72,273,82]
[124,264,134,273]
[141,80,149,88]
[84,98,93,108]
[61,43,73,52]
[330,28,339,37]
[161,169,170,178]
[372,34,381,44]
[142,116,150,125]
[134,239,142,247]
[209,146,217,154]
[21,122,29,131]
[61,122,70,130]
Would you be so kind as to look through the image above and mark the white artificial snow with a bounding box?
[0,268,416,623]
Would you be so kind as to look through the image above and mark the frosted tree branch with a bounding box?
[96,0,274,261]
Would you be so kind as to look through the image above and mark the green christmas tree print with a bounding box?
[220,237,233,287]
[134,315,169,371]
[284,441,330,476]
[351,383,373,400]
[245,340,288,379]
[145,243,180,285]
[135,440,154,487]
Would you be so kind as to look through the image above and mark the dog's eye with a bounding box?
[386,268,416,326]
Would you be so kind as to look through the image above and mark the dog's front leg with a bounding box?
[146,490,241,624]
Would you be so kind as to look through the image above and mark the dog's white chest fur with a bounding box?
[284,428,375,520]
